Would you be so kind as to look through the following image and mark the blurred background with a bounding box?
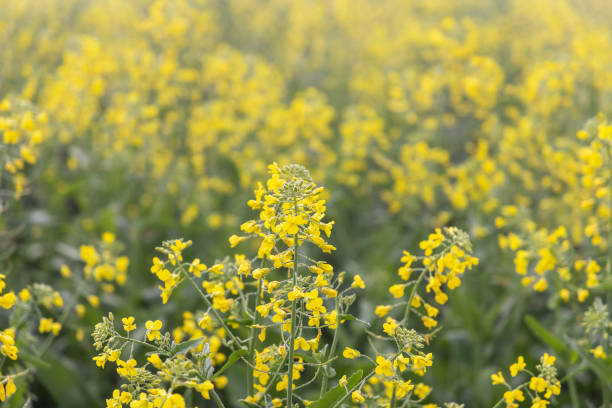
[2,0,612,406]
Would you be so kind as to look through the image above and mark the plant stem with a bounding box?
[568,377,580,408]
[402,269,427,323]
[247,259,266,396]
[114,335,157,350]
[287,200,300,408]
[390,383,397,408]
[319,299,340,397]
[211,390,226,408]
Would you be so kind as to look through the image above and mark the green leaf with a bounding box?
[566,338,612,390]
[310,369,363,408]
[20,350,52,369]
[524,315,566,354]
[339,314,356,321]
[226,317,254,326]
[25,350,101,408]
[212,349,248,379]
[172,337,205,356]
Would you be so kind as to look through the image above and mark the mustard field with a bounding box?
[1,0,612,407]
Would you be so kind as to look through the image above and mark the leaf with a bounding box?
[339,314,356,321]
[172,337,205,357]
[226,317,254,326]
[566,337,612,390]
[212,349,248,379]
[20,351,52,369]
[310,369,363,408]
[524,315,566,354]
[25,350,101,408]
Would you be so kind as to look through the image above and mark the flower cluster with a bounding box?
[340,227,477,407]
[0,97,47,205]
[92,313,225,408]
[80,232,130,292]
[491,353,561,408]
[95,164,480,408]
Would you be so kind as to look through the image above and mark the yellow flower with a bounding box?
[88,295,100,308]
[145,320,163,341]
[229,234,247,248]
[294,337,310,351]
[414,383,431,399]
[209,264,224,275]
[287,286,304,301]
[60,264,72,278]
[412,353,433,375]
[189,259,207,277]
[541,353,555,366]
[383,317,398,336]
[147,353,163,369]
[375,305,392,317]
[504,389,525,404]
[252,268,269,279]
[529,376,547,393]
[80,245,100,266]
[491,371,505,385]
[342,347,360,359]
[422,316,437,329]
[351,390,365,403]
[196,380,214,399]
[510,356,526,376]
[122,316,136,332]
[351,275,365,288]
[590,345,607,359]
[533,278,547,292]
[530,397,549,408]
[117,359,138,377]
[5,377,16,398]
[389,284,405,298]
[375,355,393,377]
[162,394,185,408]
[0,292,16,309]
[93,354,107,368]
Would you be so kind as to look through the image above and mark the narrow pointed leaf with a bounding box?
[172,337,205,356]
[310,369,363,408]
[524,315,566,354]
[212,349,248,379]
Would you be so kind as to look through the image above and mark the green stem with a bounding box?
[247,260,266,396]
[287,200,300,408]
[115,335,157,350]
[319,299,340,397]
[568,377,580,408]
[211,390,227,408]
[402,269,427,323]
[390,384,397,408]
[603,381,611,408]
